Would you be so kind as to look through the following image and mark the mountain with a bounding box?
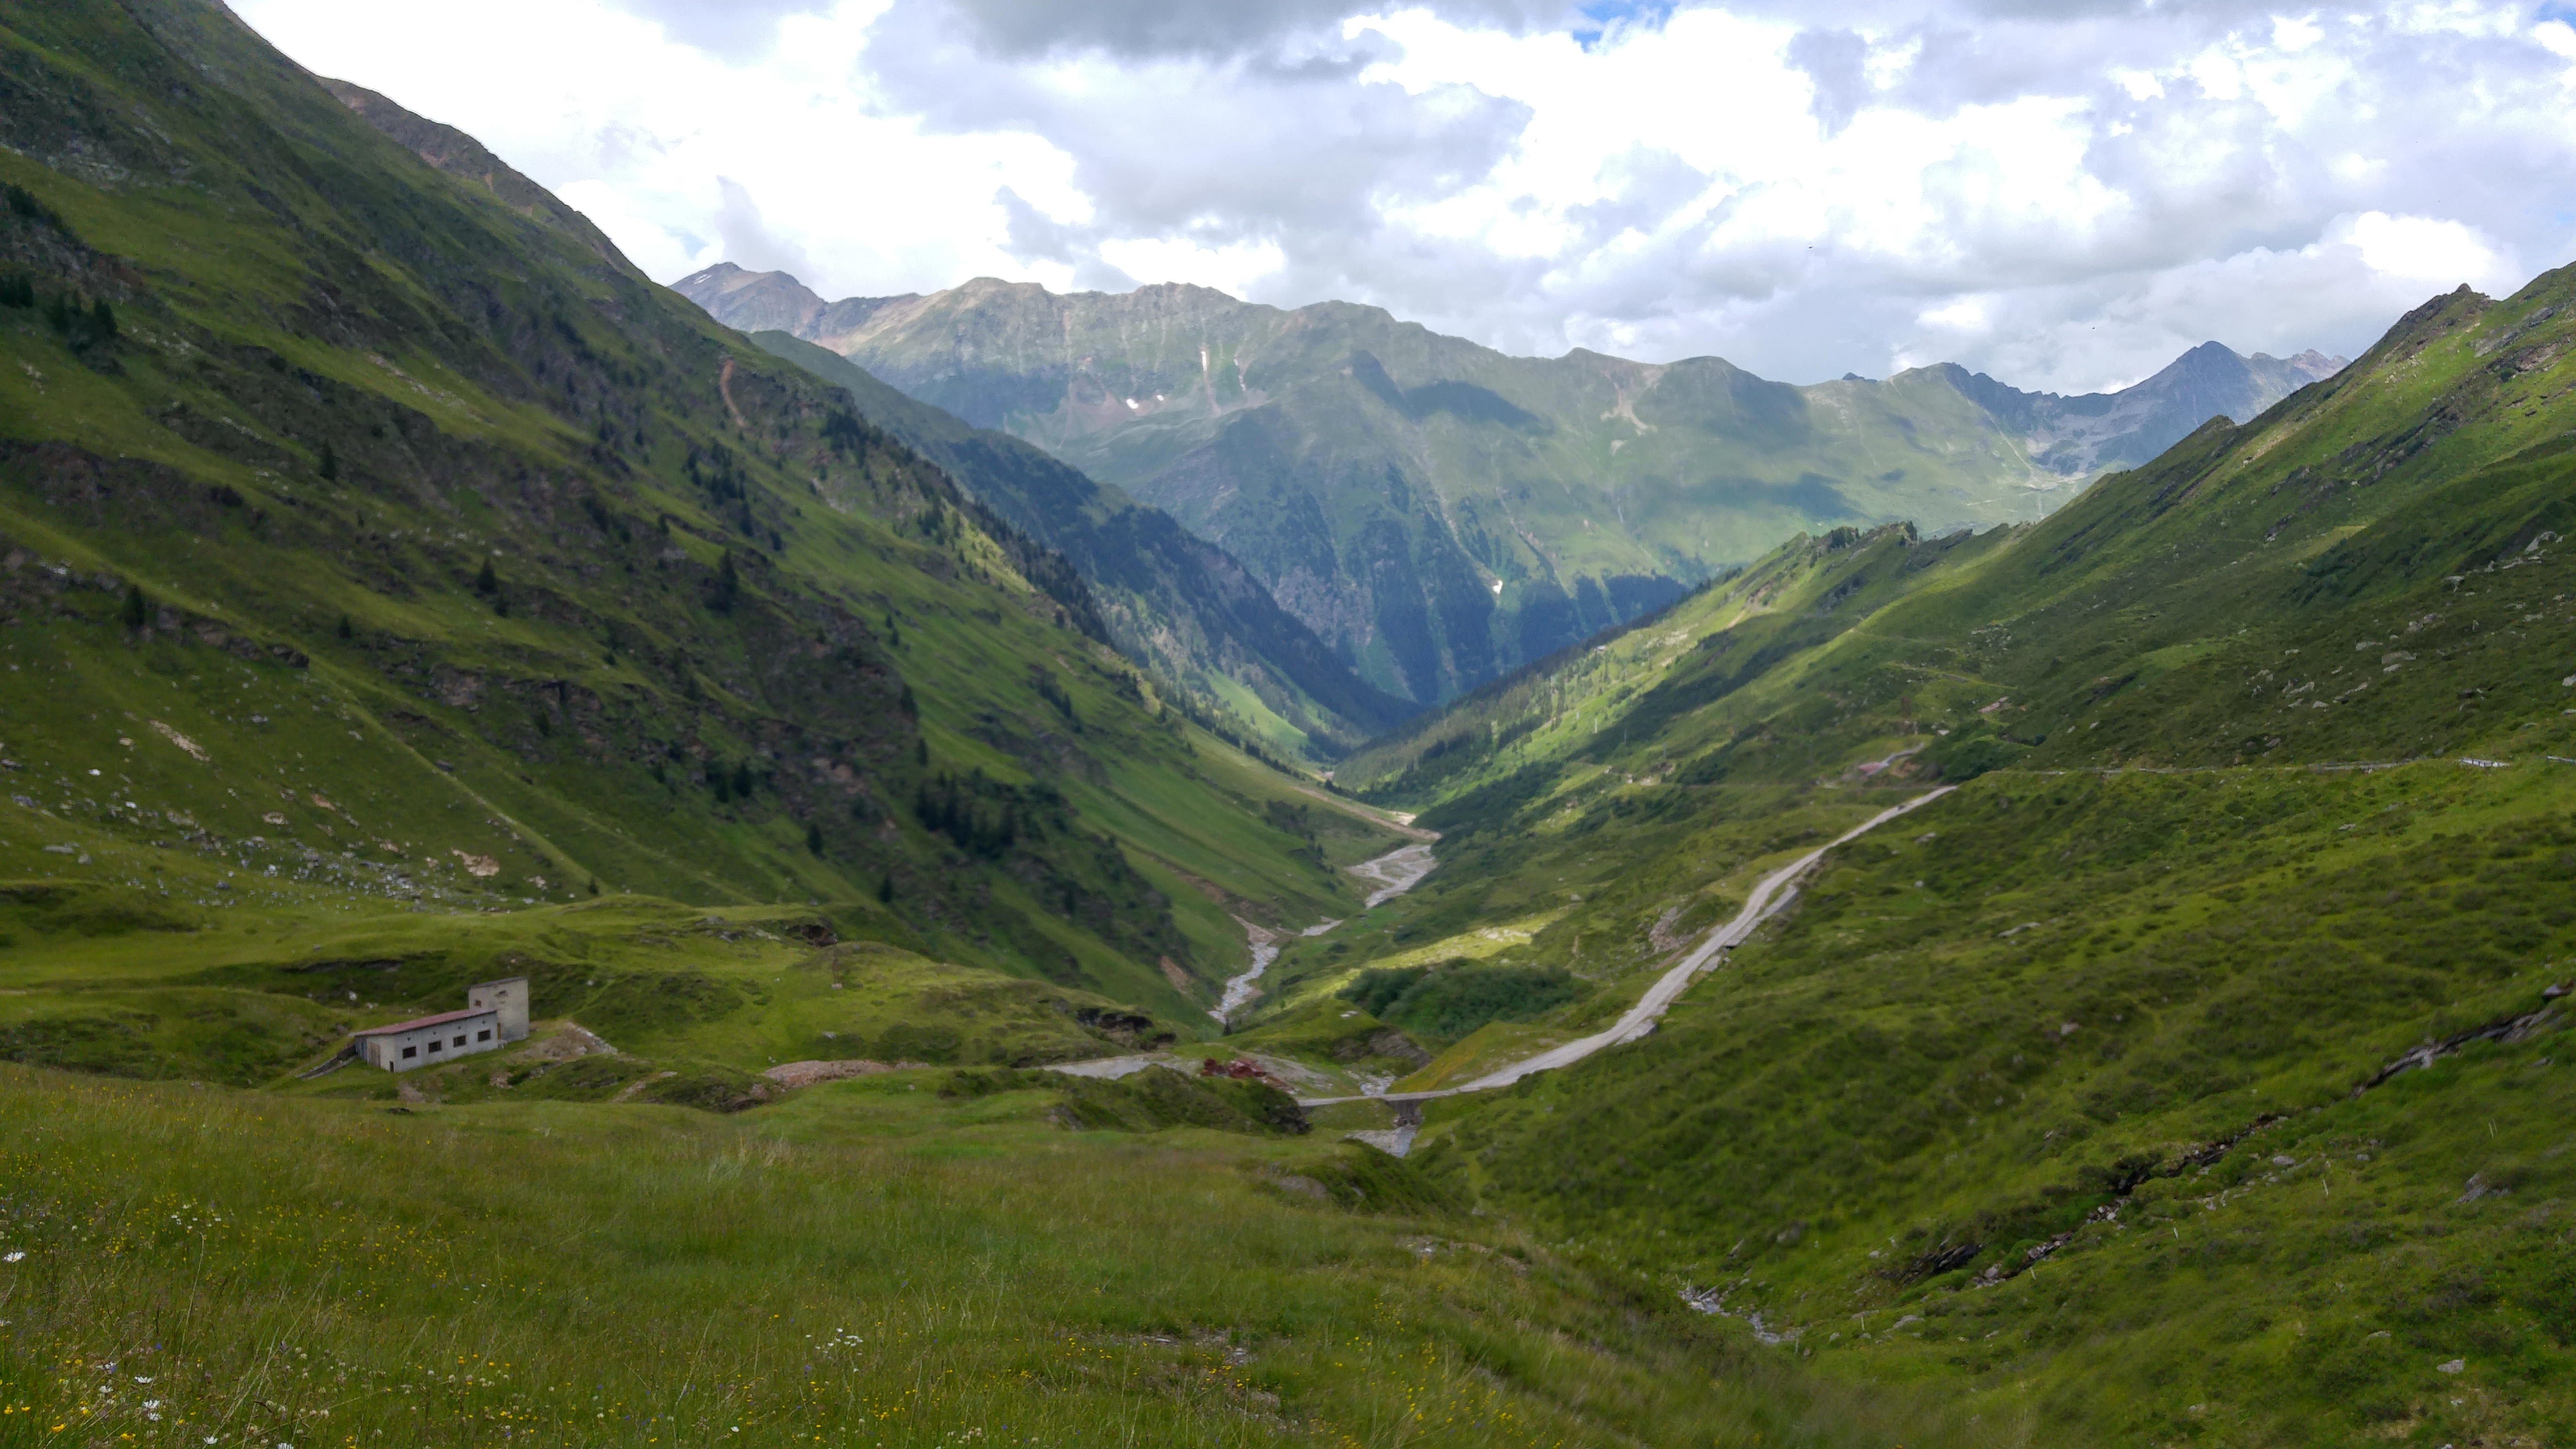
[735,330,1414,757]
[678,265,2344,705]
[1239,264,2576,1440]
[0,0,1405,1037]
[1935,339,2347,475]
[11,0,2570,1441]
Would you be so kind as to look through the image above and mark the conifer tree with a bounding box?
[710,549,739,613]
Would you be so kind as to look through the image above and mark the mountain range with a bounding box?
[8,1,2573,1441]
[678,264,2344,704]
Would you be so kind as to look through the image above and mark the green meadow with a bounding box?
[0,1064,1995,1449]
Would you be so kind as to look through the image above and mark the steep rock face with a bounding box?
[680,264,2341,704]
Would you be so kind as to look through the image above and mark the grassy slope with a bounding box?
[0,1062,2018,1449]
[0,0,1399,1062]
[1430,765,2576,1446]
[1276,264,2576,1443]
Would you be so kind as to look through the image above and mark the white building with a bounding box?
[467,976,531,1043]
[352,976,529,1072]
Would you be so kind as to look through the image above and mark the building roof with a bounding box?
[352,1005,499,1037]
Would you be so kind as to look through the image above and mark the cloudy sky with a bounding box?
[234,0,2576,393]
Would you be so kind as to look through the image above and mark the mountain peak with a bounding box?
[672,264,829,335]
[676,259,753,287]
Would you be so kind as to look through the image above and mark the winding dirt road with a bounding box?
[1302,787,1954,1106]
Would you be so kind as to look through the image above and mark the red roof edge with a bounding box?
[352,1006,499,1037]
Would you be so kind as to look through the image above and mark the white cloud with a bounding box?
[229,0,2576,394]
[1917,297,1992,333]
[2272,16,2325,51]
[2330,210,2515,289]
[2538,17,2576,84]
[1095,235,1291,294]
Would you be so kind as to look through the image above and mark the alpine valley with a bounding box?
[679,262,2342,705]
[1,4,2572,1449]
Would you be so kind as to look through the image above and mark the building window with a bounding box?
[453,1035,467,1048]
[427,1039,443,1053]
[402,1046,418,1059]
[477,1030,492,1042]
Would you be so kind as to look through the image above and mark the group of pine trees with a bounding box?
[5,184,117,350]
[915,770,1031,859]
[1,271,116,344]
[708,757,760,805]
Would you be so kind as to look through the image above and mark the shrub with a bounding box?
[1336,960,1582,1041]
[1926,722,2026,781]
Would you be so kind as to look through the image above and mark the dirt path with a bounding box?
[1301,788,1954,1107]
[716,356,750,429]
